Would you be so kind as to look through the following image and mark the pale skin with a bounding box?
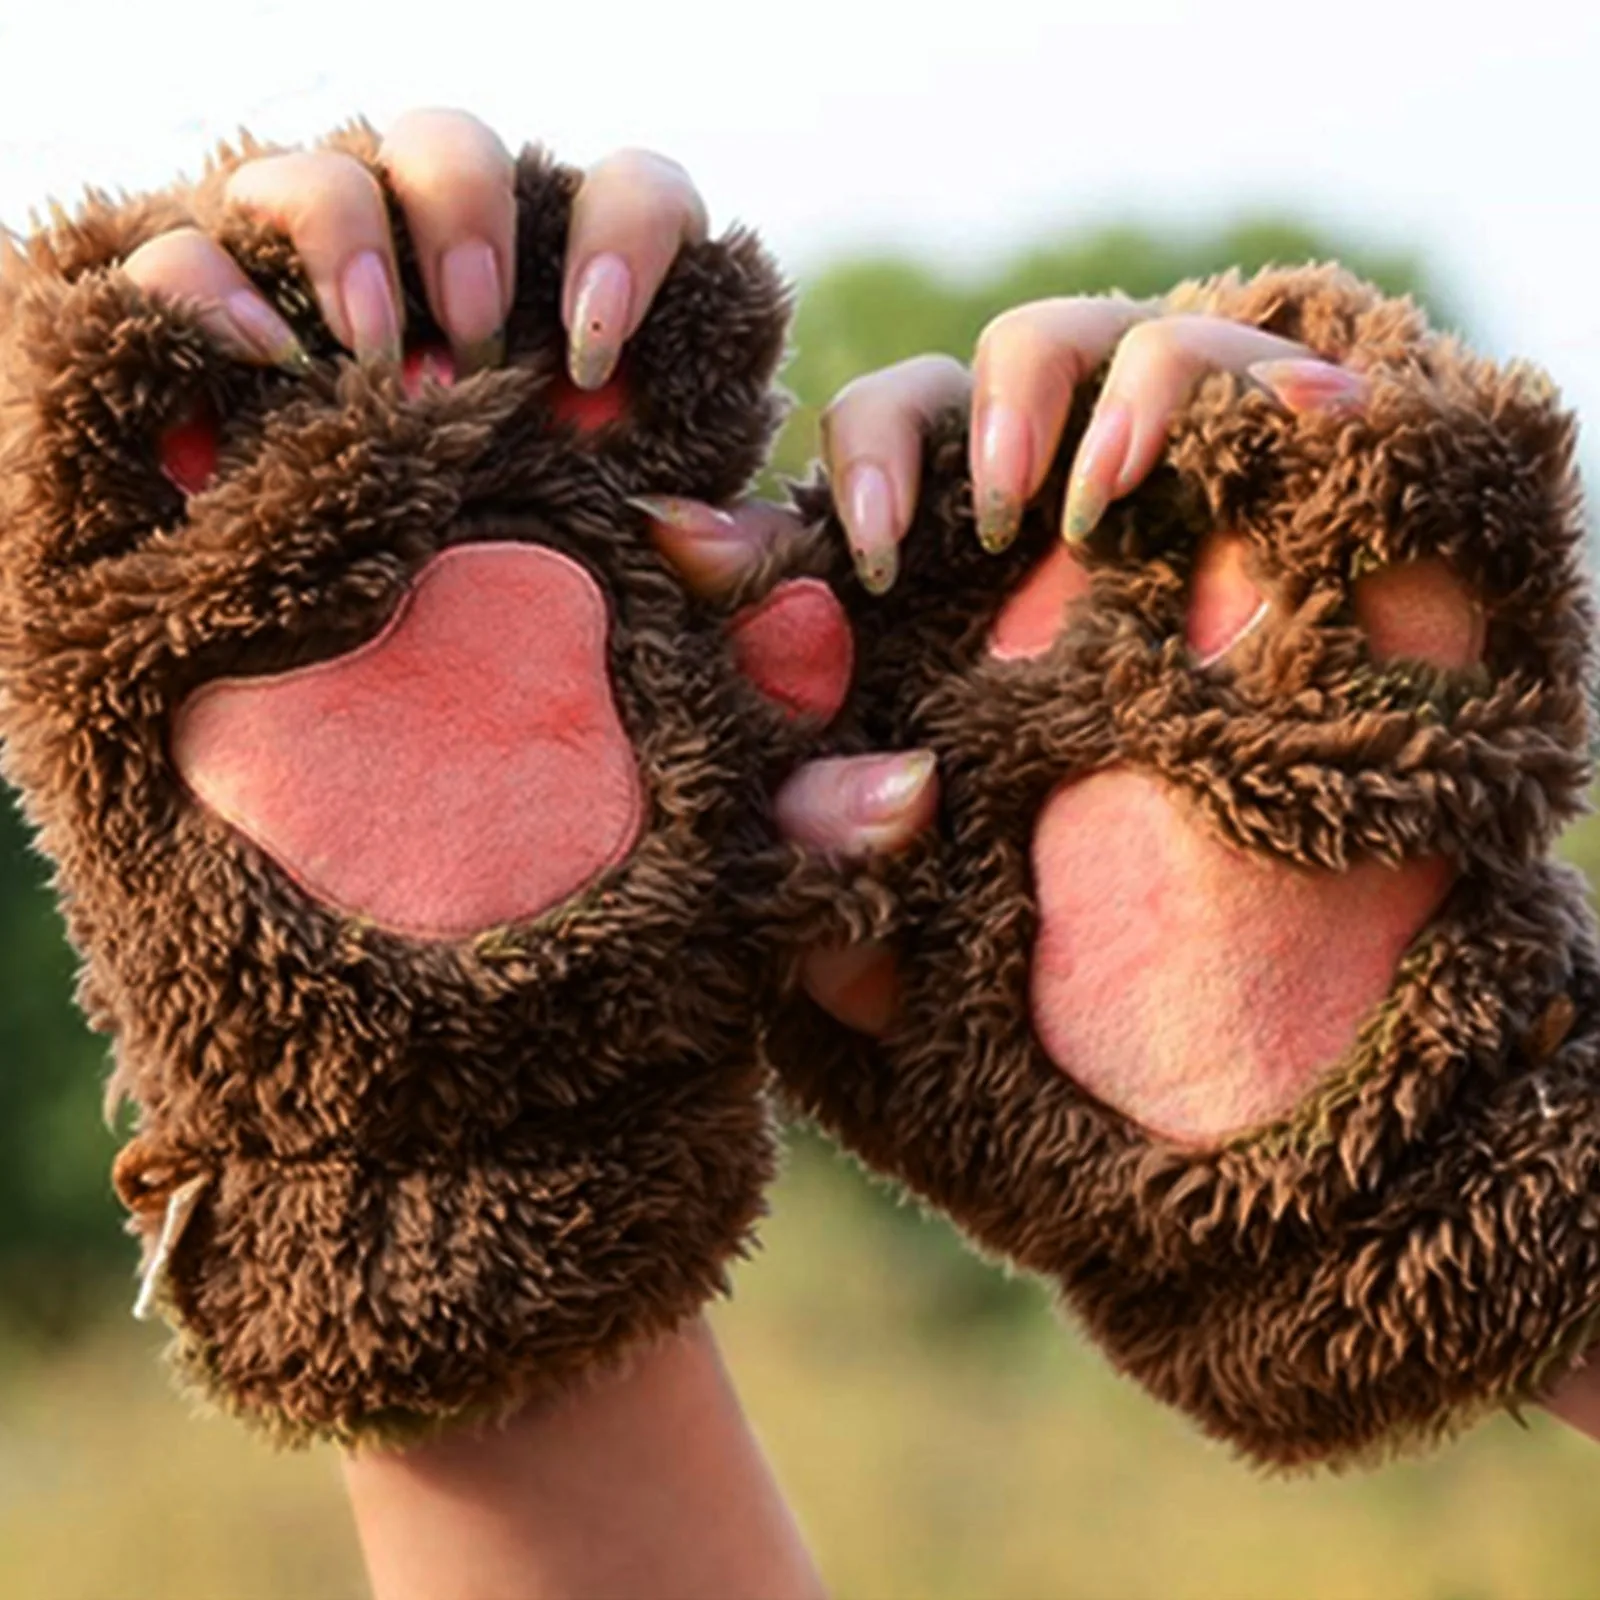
[124,108,1598,1599]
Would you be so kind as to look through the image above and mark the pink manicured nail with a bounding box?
[568,253,633,391]
[840,462,899,595]
[847,750,939,851]
[631,494,753,593]
[1247,358,1370,415]
[973,400,1031,553]
[439,238,505,372]
[340,250,402,362]
[222,291,309,372]
[1062,398,1132,544]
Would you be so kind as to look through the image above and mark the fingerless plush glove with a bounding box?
[769,265,1600,1468]
[0,126,849,1445]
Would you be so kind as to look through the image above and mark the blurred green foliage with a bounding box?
[0,793,124,1328]
[0,212,1486,1337]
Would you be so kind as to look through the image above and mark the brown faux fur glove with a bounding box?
[0,129,848,1445]
[768,265,1600,1469]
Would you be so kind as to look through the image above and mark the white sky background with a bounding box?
[1,0,1597,483]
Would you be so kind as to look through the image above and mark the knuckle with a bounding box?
[221,149,302,199]
[1108,317,1191,387]
[596,146,692,187]
[976,303,1040,360]
[227,150,381,222]
[312,152,385,208]
[123,227,224,287]
[896,352,964,388]
[821,376,868,423]
[1114,317,1169,365]
[582,149,705,234]
[127,225,207,264]
[379,110,513,194]
[980,301,1105,389]
[382,106,481,146]
[823,374,890,434]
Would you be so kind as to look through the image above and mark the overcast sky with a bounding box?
[2,1,1596,481]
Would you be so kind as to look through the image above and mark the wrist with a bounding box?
[342,1318,824,1600]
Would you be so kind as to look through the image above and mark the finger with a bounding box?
[801,941,902,1037]
[1062,318,1367,543]
[122,227,309,371]
[225,151,402,361]
[774,750,939,857]
[562,150,709,391]
[969,296,1148,553]
[631,495,803,599]
[1246,357,1373,416]
[378,109,516,373]
[820,355,970,594]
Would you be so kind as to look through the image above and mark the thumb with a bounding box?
[630,494,803,601]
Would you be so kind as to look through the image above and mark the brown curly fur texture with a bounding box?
[766,264,1600,1469]
[0,124,809,1446]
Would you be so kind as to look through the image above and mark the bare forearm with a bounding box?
[342,1319,824,1600]
[1548,1358,1600,1443]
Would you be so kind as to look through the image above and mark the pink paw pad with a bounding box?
[729,579,854,722]
[992,533,1484,1143]
[1031,770,1454,1143]
[1184,531,1485,670]
[159,413,220,496]
[987,544,1093,660]
[548,371,631,433]
[172,544,644,941]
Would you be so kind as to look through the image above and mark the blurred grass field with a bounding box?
[4,1131,1600,1600]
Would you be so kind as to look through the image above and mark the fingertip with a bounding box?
[1062,397,1134,544]
[563,149,706,388]
[219,291,311,372]
[122,228,308,372]
[338,247,404,364]
[775,749,938,858]
[631,495,757,597]
[970,398,1030,555]
[566,251,633,390]
[837,460,901,595]
[801,942,902,1036]
[224,151,400,359]
[376,109,517,364]
[438,237,507,373]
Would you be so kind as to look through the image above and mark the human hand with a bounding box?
[783,293,1599,1452]
[121,107,707,386]
[739,297,1385,1034]
[61,108,825,1596]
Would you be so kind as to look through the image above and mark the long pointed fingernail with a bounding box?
[973,401,1030,553]
[1063,398,1132,544]
[440,238,505,374]
[568,252,632,391]
[1247,358,1370,415]
[840,462,899,595]
[848,750,939,851]
[340,249,402,363]
[218,292,309,373]
[630,494,753,593]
